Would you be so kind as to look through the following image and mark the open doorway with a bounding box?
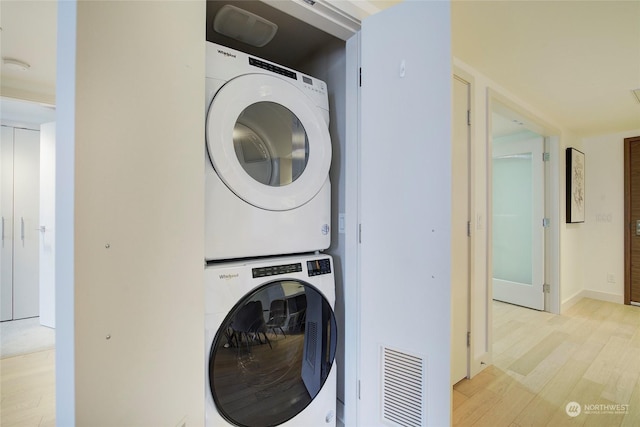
[491,118,545,310]
[488,94,561,316]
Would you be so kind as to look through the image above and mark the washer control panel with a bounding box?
[251,258,331,278]
[307,258,332,277]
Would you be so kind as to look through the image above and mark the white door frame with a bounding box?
[451,73,472,384]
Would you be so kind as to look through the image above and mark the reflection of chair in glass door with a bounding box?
[285,294,307,333]
[265,299,287,338]
[231,301,271,351]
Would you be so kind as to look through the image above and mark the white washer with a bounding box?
[205,42,332,261]
[205,253,337,427]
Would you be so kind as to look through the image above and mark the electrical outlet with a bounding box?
[607,273,615,284]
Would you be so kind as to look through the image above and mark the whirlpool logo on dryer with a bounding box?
[219,273,239,280]
[217,49,236,59]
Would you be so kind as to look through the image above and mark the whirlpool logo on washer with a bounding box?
[219,273,239,280]
[217,49,236,59]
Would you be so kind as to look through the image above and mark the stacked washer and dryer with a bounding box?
[204,41,337,427]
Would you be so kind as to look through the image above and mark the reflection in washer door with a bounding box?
[209,280,337,427]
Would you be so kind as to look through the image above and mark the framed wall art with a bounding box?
[566,147,585,223]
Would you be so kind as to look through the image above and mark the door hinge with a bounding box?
[359,67,362,87]
[466,331,471,347]
[358,223,362,244]
[467,110,471,126]
[467,221,471,237]
[543,283,551,293]
[357,380,361,399]
[543,152,550,162]
[543,218,551,228]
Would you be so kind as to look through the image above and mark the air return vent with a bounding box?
[381,346,427,427]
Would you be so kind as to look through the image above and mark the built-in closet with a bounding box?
[1,125,40,321]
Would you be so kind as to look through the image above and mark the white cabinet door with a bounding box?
[12,128,41,319]
[1,126,15,321]
[358,2,452,426]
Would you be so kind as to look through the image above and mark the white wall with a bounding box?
[558,133,584,307]
[39,121,55,328]
[57,1,205,425]
[579,129,640,303]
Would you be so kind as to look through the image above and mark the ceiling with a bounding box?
[452,0,640,137]
[0,0,57,105]
[1,0,638,137]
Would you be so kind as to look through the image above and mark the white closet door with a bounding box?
[13,128,40,319]
[1,126,15,321]
[359,2,452,426]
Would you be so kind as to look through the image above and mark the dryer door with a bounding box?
[209,280,337,427]
[206,74,332,211]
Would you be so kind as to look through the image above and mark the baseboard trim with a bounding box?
[562,289,624,311]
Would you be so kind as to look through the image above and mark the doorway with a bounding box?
[491,128,544,310]
[624,135,640,305]
[488,95,561,315]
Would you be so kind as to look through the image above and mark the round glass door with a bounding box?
[206,74,331,211]
[209,280,337,427]
[233,102,309,187]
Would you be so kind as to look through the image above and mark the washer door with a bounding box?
[209,280,337,427]
[206,74,332,211]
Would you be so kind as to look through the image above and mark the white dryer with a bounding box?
[205,253,337,427]
[205,42,332,261]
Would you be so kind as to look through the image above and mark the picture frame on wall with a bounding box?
[566,147,585,223]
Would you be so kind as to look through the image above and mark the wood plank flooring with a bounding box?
[453,298,640,427]
[0,349,55,427]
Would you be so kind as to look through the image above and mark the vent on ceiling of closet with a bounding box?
[381,346,427,427]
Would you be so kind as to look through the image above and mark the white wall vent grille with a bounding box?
[381,346,427,427]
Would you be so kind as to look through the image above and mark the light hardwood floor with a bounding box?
[1,349,55,427]
[453,298,640,426]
